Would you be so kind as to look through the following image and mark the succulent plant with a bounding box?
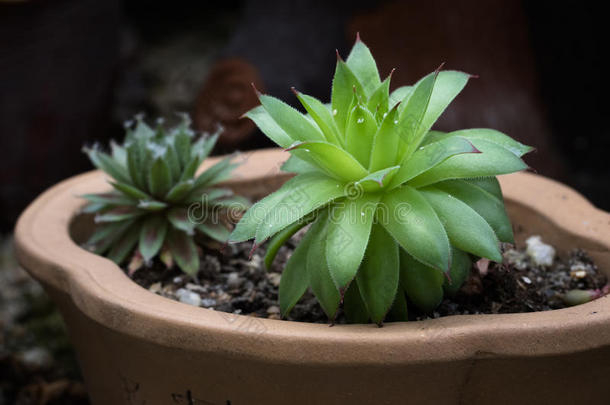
[82,115,248,275]
[231,35,533,324]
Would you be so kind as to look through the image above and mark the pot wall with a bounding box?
[15,148,610,405]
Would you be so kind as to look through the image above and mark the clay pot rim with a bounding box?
[15,148,610,365]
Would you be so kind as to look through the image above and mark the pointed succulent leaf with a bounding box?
[179,156,201,182]
[159,245,173,269]
[126,139,149,190]
[466,177,504,201]
[148,157,172,198]
[244,106,294,148]
[86,147,132,185]
[346,36,382,97]
[258,93,325,142]
[434,179,514,243]
[167,207,196,235]
[381,185,450,271]
[345,104,377,167]
[287,141,368,181]
[80,193,135,206]
[307,214,341,319]
[107,222,141,265]
[229,174,311,243]
[389,136,479,188]
[110,181,149,201]
[367,73,391,118]
[137,200,168,211]
[343,281,370,324]
[417,71,471,137]
[131,117,155,140]
[254,174,346,243]
[278,219,319,317]
[399,249,445,313]
[174,133,192,169]
[167,229,199,275]
[408,139,528,188]
[164,142,181,183]
[356,223,400,324]
[204,188,234,202]
[386,290,409,322]
[190,133,219,165]
[424,128,533,157]
[396,70,438,160]
[174,132,192,168]
[264,216,314,270]
[331,58,364,134]
[358,166,400,192]
[280,155,320,175]
[165,180,195,203]
[294,90,342,145]
[326,194,380,289]
[443,247,472,296]
[95,207,143,223]
[369,104,401,171]
[196,221,230,243]
[420,186,502,262]
[86,220,134,254]
[193,155,237,189]
[389,86,413,110]
[110,140,127,166]
[139,216,168,262]
[81,202,107,214]
[209,196,250,212]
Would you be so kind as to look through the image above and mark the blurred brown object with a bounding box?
[348,0,565,179]
[194,58,264,149]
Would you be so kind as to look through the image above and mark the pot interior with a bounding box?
[69,178,610,278]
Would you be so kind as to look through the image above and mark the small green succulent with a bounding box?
[231,36,533,324]
[82,115,248,275]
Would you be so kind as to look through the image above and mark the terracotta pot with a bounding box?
[15,148,610,405]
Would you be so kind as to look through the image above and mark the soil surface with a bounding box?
[131,234,607,324]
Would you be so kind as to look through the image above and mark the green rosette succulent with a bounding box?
[82,115,248,275]
[231,36,533,324]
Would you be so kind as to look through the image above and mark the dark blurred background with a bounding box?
[0,2,608,402]
[1,0,608,232]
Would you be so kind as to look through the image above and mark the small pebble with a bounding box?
[201,298,217,308]
[266,272,281,287]
[503,249,528,270]
[148,282,161,294]
[226,272,244,289]
[521,276,532,284]
[569,263,588,279]
[18,347,53,370]
[525,235,556,267]
[185,282,207,293]
[175,288,201,307]
[562,289,596,306]
[248,254,263,269]
[267,305,280,315]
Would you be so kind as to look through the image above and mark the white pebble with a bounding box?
[525,235,556,267]
[226,272,243,289]
[175,288,201,307]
